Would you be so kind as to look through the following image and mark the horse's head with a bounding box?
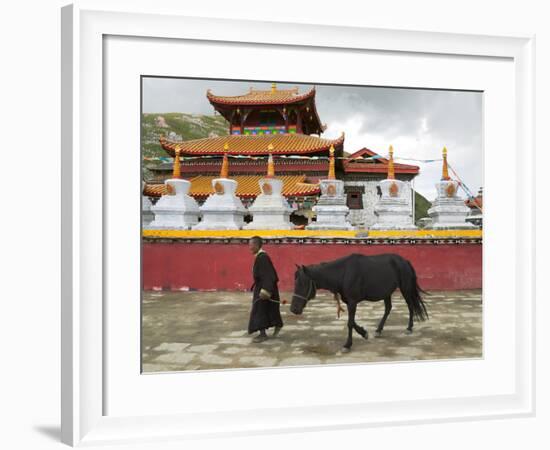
[290,265,316,315]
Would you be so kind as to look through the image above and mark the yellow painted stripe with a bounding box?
[142,229,482,239]
[142,229,357,238]
[366,229,482,238]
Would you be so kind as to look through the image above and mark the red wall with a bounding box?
[142,242,482,292]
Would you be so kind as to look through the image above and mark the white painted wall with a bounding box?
[345,179,413,227]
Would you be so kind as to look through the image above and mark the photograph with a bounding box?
[140,77,483,372]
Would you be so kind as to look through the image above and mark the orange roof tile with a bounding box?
[207,87,315,106]
[344,147,420,175]
[465,196,483,209]
[143,184,167,197]
[160,133,344,156]
[144,175,320,199]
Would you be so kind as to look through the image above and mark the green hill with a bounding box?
[414,190,431,220]
[141,112,228,159]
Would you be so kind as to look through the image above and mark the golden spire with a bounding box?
[328,145,336,180]
[267,154,275,178]
[266,151,275,178]
[172,148,181,179]
[442,146,450,180]
[271,82,277,93]
[387,145,395,180]
[220,142,229,178]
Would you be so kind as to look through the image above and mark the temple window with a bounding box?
[345,185,365,210]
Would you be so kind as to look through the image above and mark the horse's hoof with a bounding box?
[405,329,413,335]
[363,333,369,340]
[341,347,351,353]
[375,331,382,338]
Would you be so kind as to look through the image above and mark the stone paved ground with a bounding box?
[142,290,482,372]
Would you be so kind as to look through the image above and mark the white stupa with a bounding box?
[141,180,154,228]
[306,145,354,230]
[427,147,477,229]
[245,150,293,230]
[371,145,417,230]
[147,149,200,229]
[193,143,247,230]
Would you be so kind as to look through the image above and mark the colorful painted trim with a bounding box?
[142,229,482,240]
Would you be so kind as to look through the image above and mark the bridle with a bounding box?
[292,275,317,302]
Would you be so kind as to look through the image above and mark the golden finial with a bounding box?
[271,82,277,93]
[267,153,275,178]
[220,142,229,178]
[172,148,181,179]
[328,145,336,180]
[387,145,395,180]
[442,146,450,181]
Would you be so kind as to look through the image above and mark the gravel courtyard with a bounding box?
[142,290,482,372]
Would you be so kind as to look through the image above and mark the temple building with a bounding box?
[144,84,420,228]
[465,187,483,227]
[342,147,419,227]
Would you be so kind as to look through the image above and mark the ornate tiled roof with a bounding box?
[465,196,483,209]
[160,133,344,156]
[143,184,169,197]
[144,175,320,199]
[207,86,315,106]
[344,147,419,175]
[147,158,329,174]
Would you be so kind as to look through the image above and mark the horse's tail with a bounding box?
[400,259,429,321]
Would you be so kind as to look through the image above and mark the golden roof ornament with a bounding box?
[387,145,395,180]
[271,82,277,93]
[220,142,229,178]
[328,145,336,180]
[172,148,182,179]
[442,146,450,181]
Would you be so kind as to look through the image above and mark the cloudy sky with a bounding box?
[142,77,483,201]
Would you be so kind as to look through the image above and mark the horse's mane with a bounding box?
[307,254,359,272]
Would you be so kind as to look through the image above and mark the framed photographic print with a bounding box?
[140,76,483,373]
[61,2,535,447]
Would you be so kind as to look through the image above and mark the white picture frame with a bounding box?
[61,2,535,447]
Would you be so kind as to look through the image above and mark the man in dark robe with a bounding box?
[248,236,283,343]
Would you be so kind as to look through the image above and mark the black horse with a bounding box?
[290,253,428,352]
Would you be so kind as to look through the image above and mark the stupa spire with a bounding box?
[387,145,395,180]
[267,144,275,178]
[441,146,450,181]
[271,82,277,93]
[220,142,229,178]
[172,148,181,179]
[328,145,336,180]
